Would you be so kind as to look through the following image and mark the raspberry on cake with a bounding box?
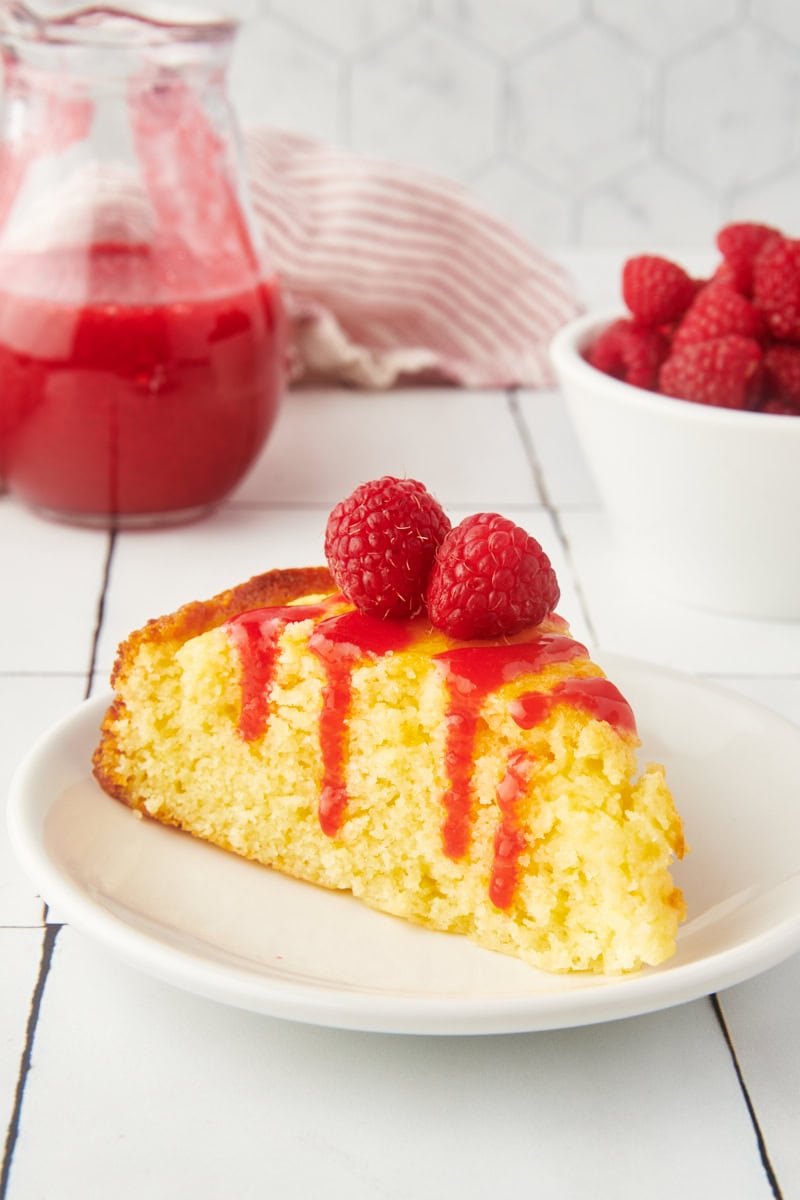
[325,475,450,619]
[427,512,560,639]
[93,488,686,976]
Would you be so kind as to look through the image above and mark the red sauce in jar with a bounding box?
[0,242,285,519]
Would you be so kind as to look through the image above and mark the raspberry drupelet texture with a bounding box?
[586,221,800,415]
[658,335,762,410]
[752,236,800,341]
[672,283,765,347]
[762,344,800,412]
[426,512,560,639]
[716,222,779,295]
[621,255,696,326]
[324,475,451,619]
[587,318,668,390]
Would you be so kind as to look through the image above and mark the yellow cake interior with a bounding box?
[93,568,686,975]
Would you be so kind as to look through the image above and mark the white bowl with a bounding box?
[550,309,800,620]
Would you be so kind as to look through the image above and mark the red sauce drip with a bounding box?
[0,244,285,517]
[308,611,416,838]
[228,604,333,742]
[489,749,535,910]
[506,692,552,729]
[433,635,587,859]
[510,676,637,737]
[555,677,637,736]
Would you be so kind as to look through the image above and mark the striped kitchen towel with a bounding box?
[244,128,580,390]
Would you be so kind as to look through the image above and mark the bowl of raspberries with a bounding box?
[550,222,800,619]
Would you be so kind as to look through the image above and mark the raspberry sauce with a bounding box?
[227,606,635,908]
[488,749,535,910]
[0,243,285,521]
[511,676,637,737]
[307,611,415,837]
[227,603,336,743]
[432,635,588,859]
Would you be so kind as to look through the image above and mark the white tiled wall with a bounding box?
[229,0,800,248]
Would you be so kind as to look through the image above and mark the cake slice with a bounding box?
[93,564,686,975]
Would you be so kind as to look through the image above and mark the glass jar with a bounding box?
[0,1,285,526]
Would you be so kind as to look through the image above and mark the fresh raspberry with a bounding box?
[325,476,450,619]
[761,343,800,410]
[716,222,779,294]
[587,318,668,389]
[758,397,800,416]
[672,283,765,347]
[658,335,762,410]
[752,236,800,340]
[710,261,740,290]
[426,513,560,639]
[621,255,696,326]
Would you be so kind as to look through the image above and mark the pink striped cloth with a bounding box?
[244,128,580,390]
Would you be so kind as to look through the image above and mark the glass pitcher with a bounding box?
[0,1,285,526]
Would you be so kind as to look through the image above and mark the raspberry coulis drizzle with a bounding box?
[228,606,635,907]
[510,676,637,737]
[307,611,414,836]
[432,635,588,859]
[227,600,339,742]
[489,748,535,910]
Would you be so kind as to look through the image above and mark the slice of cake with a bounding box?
[93,479,686,974]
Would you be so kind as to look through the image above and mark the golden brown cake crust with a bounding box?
[108,564,334,687]
[93,565,334,806]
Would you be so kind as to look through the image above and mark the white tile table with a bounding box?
[1,253,798,1200]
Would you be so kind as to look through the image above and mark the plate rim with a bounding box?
[8,655,800,1036]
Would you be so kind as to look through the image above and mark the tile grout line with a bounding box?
[83,528,117,701]
[0,923,63,1200]
[505,388,598,646]
[0,529,116,1200]
[709,994,784,1199]
[0,670,89,680]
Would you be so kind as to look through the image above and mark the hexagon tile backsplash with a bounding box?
[229,0,800,248]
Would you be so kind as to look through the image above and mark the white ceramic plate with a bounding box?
[8,654,800,1035]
